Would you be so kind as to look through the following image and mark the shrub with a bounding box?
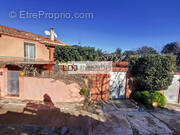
[130,54,176,91]
[152,91,166,107]
[132,91,152,106]
[54,45,99,62]
[132,91,166,107]
[176,52,180,70]
[80,88,88,95]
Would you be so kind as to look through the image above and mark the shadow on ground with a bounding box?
[0,94,101,135]
[0,96,179,135]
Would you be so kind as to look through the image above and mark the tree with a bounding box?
[130,54,176,91]
[115,48,122,55]
[54,45,99,62]
[136,46,158,56]
[161,42,180,70]
[96,49,104,57]
[177,52,180,70]
[161,42,180,55]
[123,50,137,56]
[123,50,137,61]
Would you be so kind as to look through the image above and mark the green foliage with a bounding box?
[49,48,51,59]
[161,42,180,55]
[96,49,104,57]
[152,91,166,107]
[80,88,88,95]
[55,45,100,62]
[98,48,122,61]
[124,50,137,56]
[132,91,152,105]
[123,50,137,61]
[122,46,157,61]
[55,59,60,64]
[115,48,122,55]
[136,46,158,56]
[128,55,139,69]
[131,54,176,91]
[132,91,166,107]
[176,52,180,70]
[161,42,180,70]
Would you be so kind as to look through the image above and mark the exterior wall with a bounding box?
[19,77,84,102]
[50,48,55,61]
[0,35,50,61]
[125,71,134,98]
[0,35,24,57]
[90,74,110,101]
[165,74,180,103]
[36,42,50,61]
[0,64,133,102]
[90,66,133,101]
[0,68,8,97]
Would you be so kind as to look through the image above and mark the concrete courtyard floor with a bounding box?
[0,98,179,135]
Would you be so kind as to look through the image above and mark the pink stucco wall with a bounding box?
[0,35,50,61]
[19,77,85,103]
[0,68,8,97]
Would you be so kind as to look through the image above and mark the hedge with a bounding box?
[130,54,176,91]
[54,46,99,62]
[132,91,166,107]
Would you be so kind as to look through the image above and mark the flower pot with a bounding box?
[152,101,158,108]
[20,72,25,76]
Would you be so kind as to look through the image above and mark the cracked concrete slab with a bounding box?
[92,110,173,135]
[150,108,180,135]
[93,112,133,135]
[127,111,173,135]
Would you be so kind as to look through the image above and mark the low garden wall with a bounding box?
[19,77,85,103]
[0,63,134,102]
[89,74,110,101]
[89,67,134,101]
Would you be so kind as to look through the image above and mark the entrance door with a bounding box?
[8,70,20,95]
[110,72,126,99]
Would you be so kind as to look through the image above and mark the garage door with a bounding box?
[110,72,126,99]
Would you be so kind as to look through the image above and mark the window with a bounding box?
[24,42,36,59]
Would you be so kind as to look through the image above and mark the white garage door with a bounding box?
[110,72,126,99]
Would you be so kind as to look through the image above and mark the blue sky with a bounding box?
[0,0,180,52]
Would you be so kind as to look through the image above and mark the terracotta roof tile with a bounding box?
[0,25,67,46]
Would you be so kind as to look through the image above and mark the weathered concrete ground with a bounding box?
[92,102,174,135]
[150,103,180,135]
[0,98,179,135]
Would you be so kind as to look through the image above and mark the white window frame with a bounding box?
[24,42,36,59]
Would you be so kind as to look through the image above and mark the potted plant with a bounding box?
[20,72,25,76]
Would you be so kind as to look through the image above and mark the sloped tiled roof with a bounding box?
[0,25,67,46]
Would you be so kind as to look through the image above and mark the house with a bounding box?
[0,25,66,63]
[0,25,133,102]
[0,25,66,97]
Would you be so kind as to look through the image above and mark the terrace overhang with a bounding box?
[0,56,53,65]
